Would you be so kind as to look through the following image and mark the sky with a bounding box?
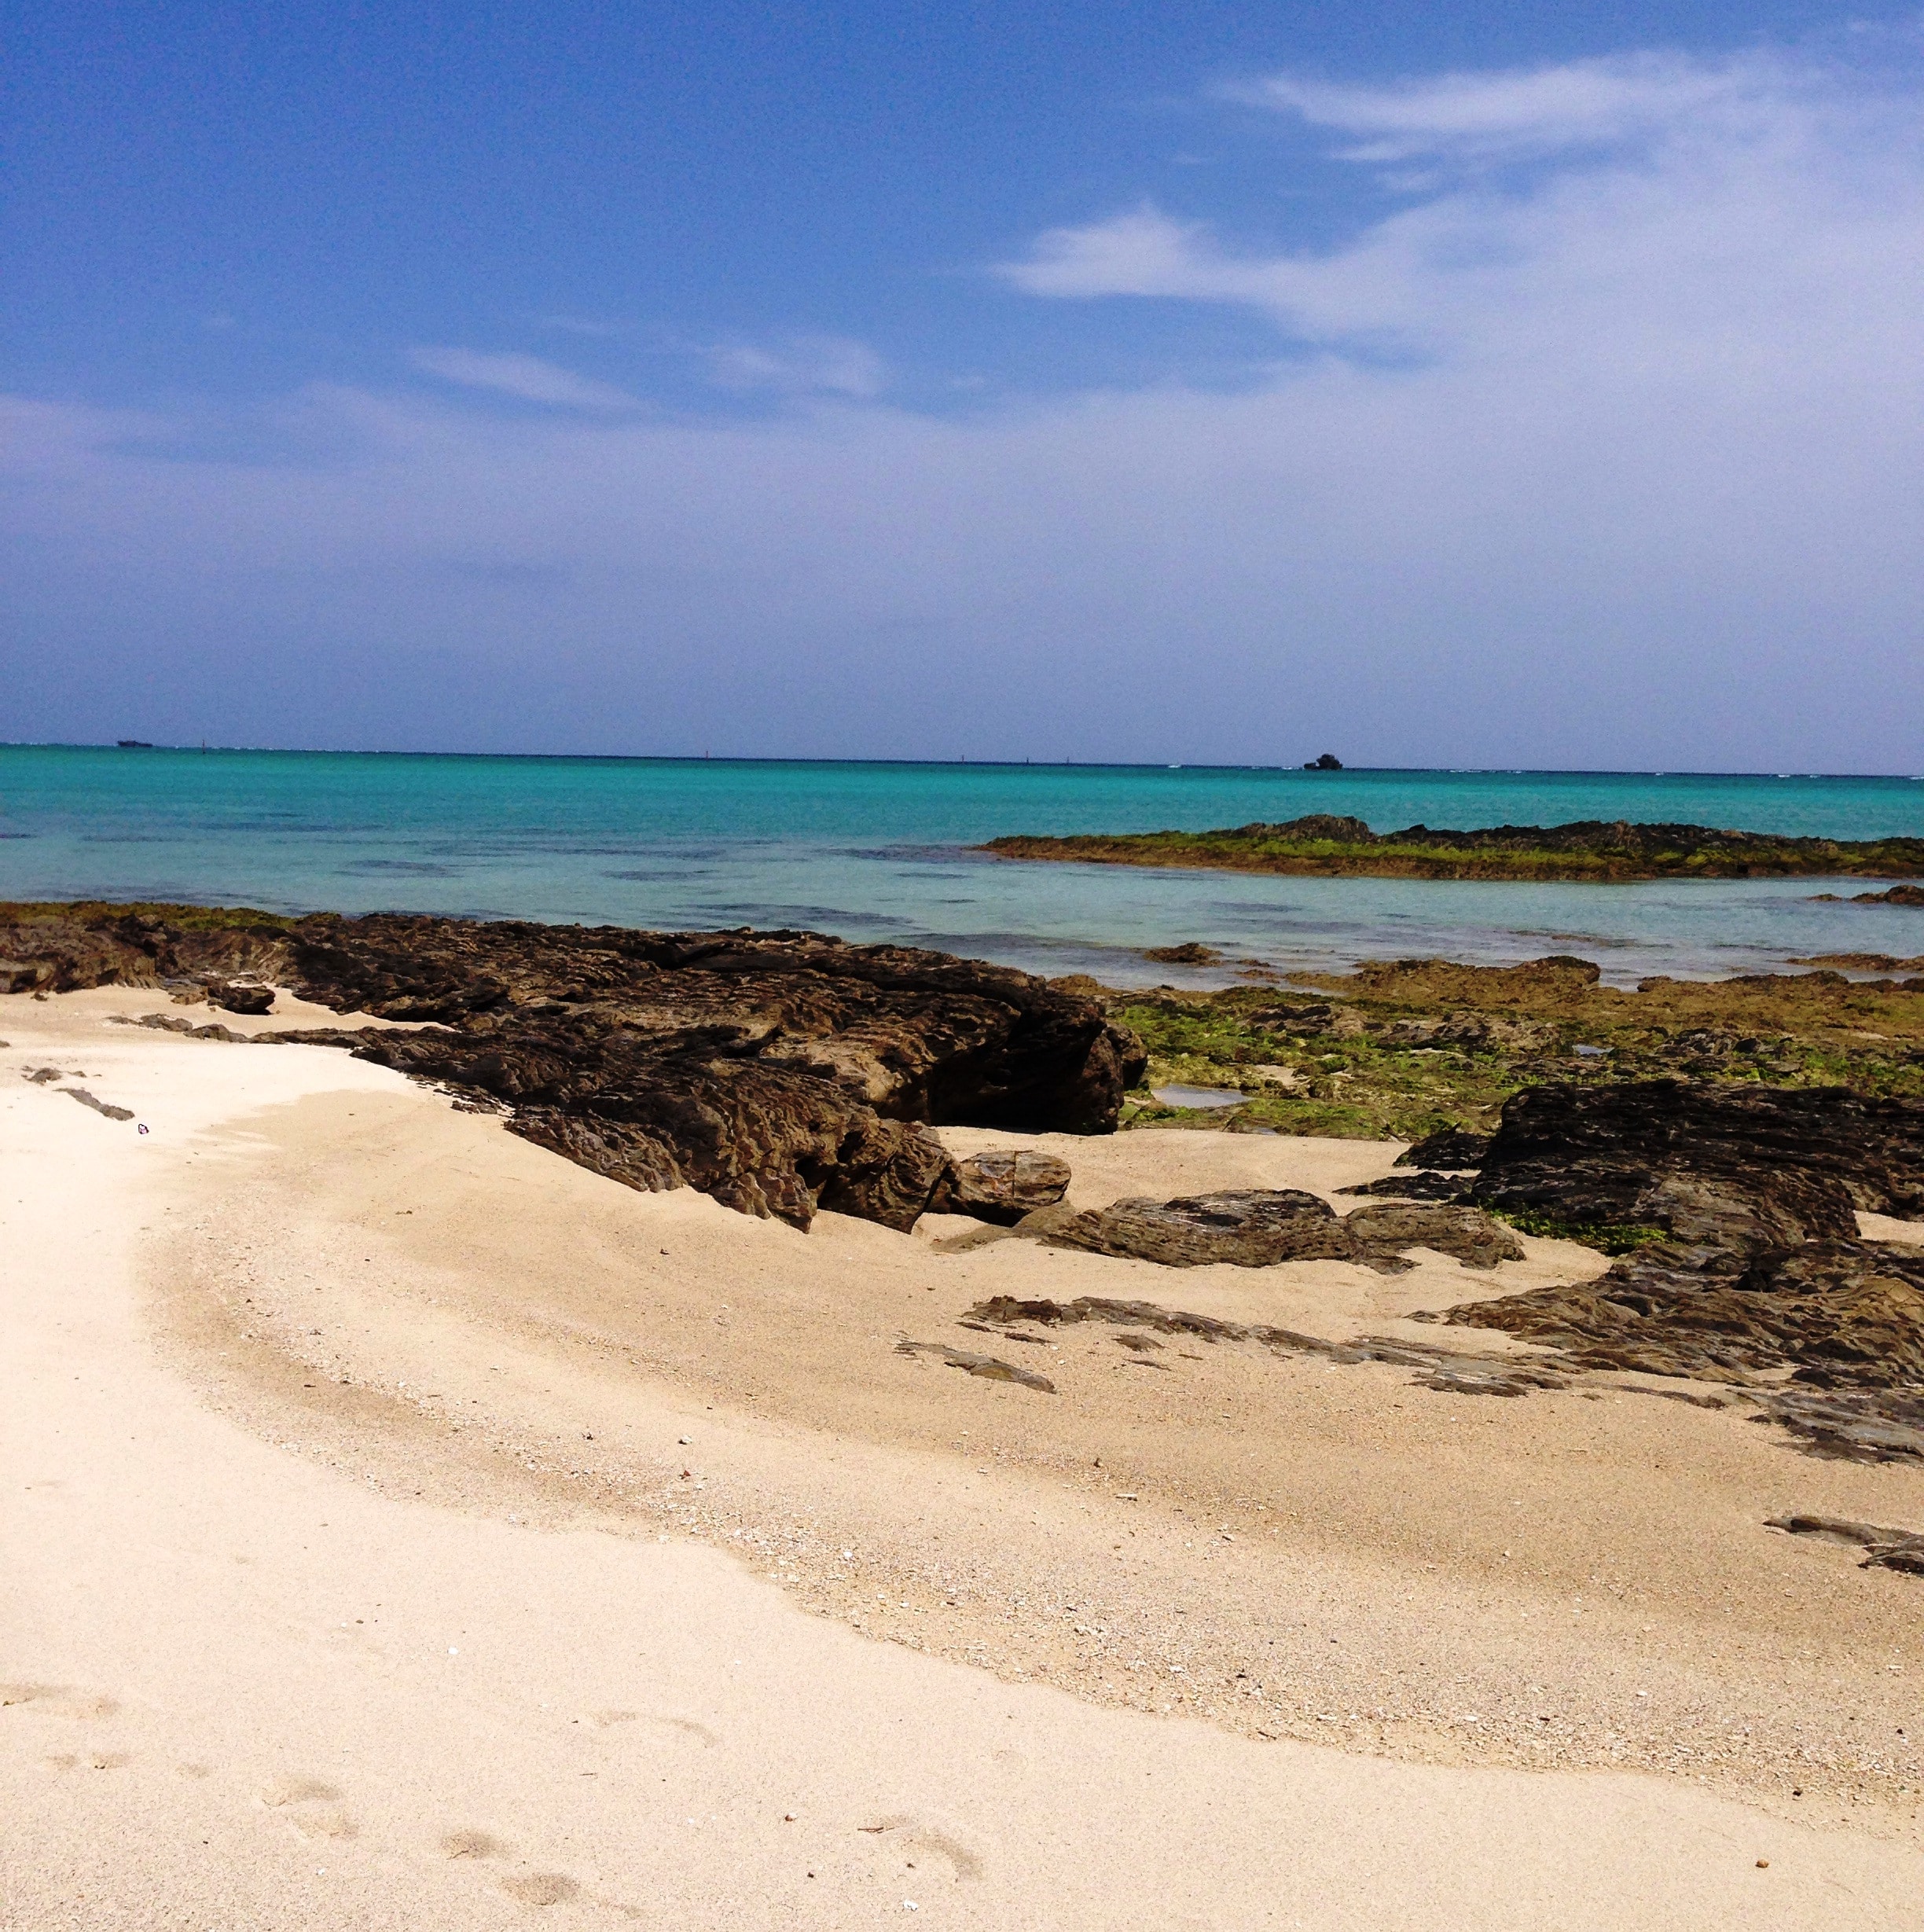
[3,2,1922,770]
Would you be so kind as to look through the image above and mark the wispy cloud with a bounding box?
[1230,52,1790,162]
[703,334,889,398]
[1001,50,1924,358]
[409,347,643,411]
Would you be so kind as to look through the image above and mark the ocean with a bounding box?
[2,746,1921,986]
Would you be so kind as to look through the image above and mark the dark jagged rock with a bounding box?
[1470,1081,1924,1250]
[1425,1237,1924,1390]
[1809,885,1924,906]
[1341,1172,1473,1202]
[1396,1126,1492,1170]
[63,1088,134,1122]
[0,902,1145,1232]
[1752,1389,1924,1463]
[207,979,276,1016]
[1140,942,1221,965]
[1338,1201,1525,1270]
[987,819,1924,883]
[932,1149,1072,1225]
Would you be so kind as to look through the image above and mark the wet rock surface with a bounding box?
[0,902,1144,1232]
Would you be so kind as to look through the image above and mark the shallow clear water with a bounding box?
[2,747,1921,986]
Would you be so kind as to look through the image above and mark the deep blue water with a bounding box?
[2,747,1921,986]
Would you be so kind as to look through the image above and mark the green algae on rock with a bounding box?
[985,815,1924,882]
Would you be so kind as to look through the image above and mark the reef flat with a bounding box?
[983,814,1924,882]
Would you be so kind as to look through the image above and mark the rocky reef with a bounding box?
[0,902,1144,1232]
[984,815,1924,883]
[1109,951,1924,1140]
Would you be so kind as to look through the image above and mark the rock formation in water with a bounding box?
[0,902,1145,1232]
[985,817,1924,883]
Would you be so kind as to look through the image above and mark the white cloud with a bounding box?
[703,334,888,398]
[1235,52,1786,161]
[409,347,642,411]
[1002,51,1924,362]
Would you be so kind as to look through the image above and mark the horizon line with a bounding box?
[2,742,1921,783]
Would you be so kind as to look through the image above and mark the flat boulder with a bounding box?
[1340,1201,1525,1271]
[1040,1189,1355,1268]
[936,1149,1072,1225]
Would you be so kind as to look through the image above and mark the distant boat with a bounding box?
[116,739,155,748]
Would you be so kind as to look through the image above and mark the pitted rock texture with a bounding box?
[0,902,1144,1232]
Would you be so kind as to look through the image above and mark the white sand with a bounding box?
[4,989,1922,1928]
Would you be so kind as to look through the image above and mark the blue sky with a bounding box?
[4,4,1923,768]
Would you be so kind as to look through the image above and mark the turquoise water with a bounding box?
[2,746,1922,986]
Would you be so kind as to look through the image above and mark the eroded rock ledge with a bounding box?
[0,902,1144,1231]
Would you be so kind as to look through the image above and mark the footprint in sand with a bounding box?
[442,1827,509,1859]
[260,1772,359,1840]
[592,1710,718,1747]
[854,1816,985,1882]
[500,1871,581,1906]
[2,1681,121,1721]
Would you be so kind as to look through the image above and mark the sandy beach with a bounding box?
[6,986,1924,1928]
